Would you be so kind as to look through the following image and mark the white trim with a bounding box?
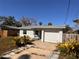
[41,30,44,42]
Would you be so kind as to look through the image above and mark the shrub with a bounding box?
[15,35,33,47]
[58,39,79,59]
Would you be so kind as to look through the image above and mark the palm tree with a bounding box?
[39,22,43,25]
[73,19,79,28]
[73,19,79,25]
[48,22,52,26]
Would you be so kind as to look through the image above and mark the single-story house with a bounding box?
[5,25,65,43]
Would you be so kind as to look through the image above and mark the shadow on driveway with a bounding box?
[18,54,30,59]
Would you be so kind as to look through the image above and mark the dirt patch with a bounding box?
[6,40,57,59]
[33,40,57,51]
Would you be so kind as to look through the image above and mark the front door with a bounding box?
[34,30,41,39]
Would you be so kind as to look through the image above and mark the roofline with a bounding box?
[18,25,65,30]
[4,25,66,30]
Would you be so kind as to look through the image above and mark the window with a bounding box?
[23,30,27,34]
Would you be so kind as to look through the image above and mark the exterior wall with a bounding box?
[8,29,19,36]
[44,29,63,43]
[19,29,63,43]
[2,30,8,38]
[27,30,34,38]
[19,30,34,38]
[19,30,27,36]
[0,30,2,37]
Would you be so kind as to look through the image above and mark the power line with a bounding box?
[73,1,79,22]
[74,9,79,19]
[64,0,70,25]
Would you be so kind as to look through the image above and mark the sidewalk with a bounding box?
[50,51,60,59]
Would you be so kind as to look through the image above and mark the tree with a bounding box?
[30,17,37,25]
[20,17,31,26]
[73,19,79,24]
[73,19,79,28]
[48,22,52,26]
[0,16,6,26]
[0,16,6,21]
[15,21,22,27]
[63,25,72,33]
[3,16,16,26]
[39,22,43,25]
[20,17,37,26]
[0,16,22,27]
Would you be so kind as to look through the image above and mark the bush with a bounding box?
[58,39,79,59]
[15,35,33,47]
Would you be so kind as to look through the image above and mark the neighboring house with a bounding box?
[5,25,65,43]
[71,27,79,34]
[0,25,19,38]
[0,21,7,38]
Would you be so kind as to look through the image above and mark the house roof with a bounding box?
[72,27,79,31]
[19,26,65,29]
[3,25,19,29]
[5,25,65,30]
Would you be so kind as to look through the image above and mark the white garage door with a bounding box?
[44,30,60,43]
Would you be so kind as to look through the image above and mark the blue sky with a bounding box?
[0,0,79,26]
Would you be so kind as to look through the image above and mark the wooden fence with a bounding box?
[63,34,79,42]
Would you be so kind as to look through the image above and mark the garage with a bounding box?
[44,29,63,43]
